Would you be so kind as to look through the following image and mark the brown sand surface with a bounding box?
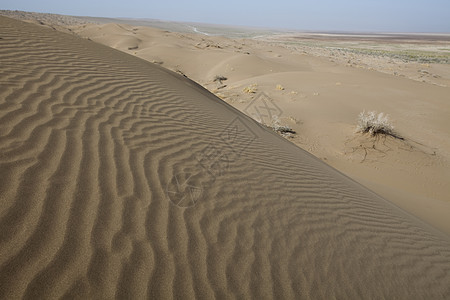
[63,21,450,234]
[1,15,450,299]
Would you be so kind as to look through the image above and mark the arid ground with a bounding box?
[1,11,450,299]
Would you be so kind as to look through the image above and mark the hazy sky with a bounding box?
[2,0,449,32]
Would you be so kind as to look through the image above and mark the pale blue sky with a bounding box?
[2,0,449,32]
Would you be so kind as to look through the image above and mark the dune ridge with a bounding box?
[1,16,450,299]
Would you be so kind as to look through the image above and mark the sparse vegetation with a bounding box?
[272,123,296,136]
[261,116,296,138]
[213,75,227,82]
[213,75,228,89]
[357,110,400,138]
[243,84,258,94]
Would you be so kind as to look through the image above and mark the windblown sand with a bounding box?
[71,21,450,235]
[1,16,450,299]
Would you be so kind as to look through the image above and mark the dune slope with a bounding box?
[1,16,450,299]
[72,21,450,234]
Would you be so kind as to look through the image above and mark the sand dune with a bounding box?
[71,20,450,234]
[1,16,450,299]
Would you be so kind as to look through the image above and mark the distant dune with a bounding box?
[1,16,450,299]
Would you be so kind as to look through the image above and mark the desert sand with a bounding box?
[1,14,450,299]
[61,20,450,235]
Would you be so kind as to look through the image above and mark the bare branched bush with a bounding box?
[213,75,227,89]
[213,75,227,82]
[272,123,296,135]
[357,110,396,137]
[261,115,296,138]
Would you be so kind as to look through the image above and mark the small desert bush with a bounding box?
[262,115,296,138]
[243,84,258,94]
[213,75,227,89]
[357,110,395,136]
[213,75,227,82]
[272,122,295,135]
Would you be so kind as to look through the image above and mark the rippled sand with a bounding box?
[1,16,450,299]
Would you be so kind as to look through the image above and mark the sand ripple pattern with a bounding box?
[1,16,450,299]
